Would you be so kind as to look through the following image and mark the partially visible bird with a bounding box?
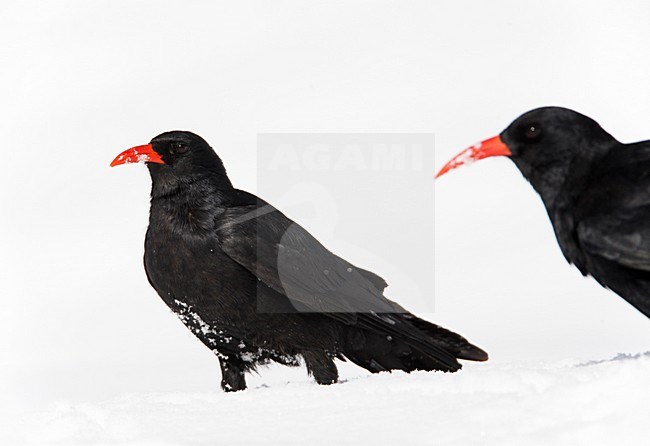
[437,106,650,319]
[111,130,488,391]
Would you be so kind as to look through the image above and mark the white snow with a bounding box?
[440,147,479,173]
[173,300,219,338]
[3,353,649,445]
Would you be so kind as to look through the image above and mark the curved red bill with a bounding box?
[435,135,511,178]
[110,144,165,167]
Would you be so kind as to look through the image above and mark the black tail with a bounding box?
[401,313,488,362]
[341,311,488,374]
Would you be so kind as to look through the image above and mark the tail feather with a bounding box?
[341,311,488,374]
[401,313,489,362]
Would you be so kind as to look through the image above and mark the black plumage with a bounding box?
[112,131,488,392]
[438,106,650,318]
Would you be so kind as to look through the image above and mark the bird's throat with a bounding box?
[149,176,225,235]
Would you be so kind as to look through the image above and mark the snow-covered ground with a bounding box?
[0,353,650,445]
[3,353,649,445]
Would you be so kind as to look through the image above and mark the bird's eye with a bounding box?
[524,124,542,140]
[172,142,189,154]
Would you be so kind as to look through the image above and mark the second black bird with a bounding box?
[437,106,650,319]
[111,131,488,391]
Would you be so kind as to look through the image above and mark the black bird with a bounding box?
[437,106,650,319]
[111,131,488,391]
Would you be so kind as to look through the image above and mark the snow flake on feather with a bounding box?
[240,351,256,362]
[370,311,396,325]
[172,300,297,366]
[172,298,233,347]
[212,349,228,360]
[173,299,216,336]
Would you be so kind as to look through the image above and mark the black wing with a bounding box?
[215,190,461,370]
[576,142,650,272]
[577,210,650,272]
[573,142,650,316]
[216,196,396,318]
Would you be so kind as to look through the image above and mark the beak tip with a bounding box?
[109,156,123,168]
[436,135,510,178]
[435,164,453,179]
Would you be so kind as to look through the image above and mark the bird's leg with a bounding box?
[303,351,338,385]
[218,355,247,392]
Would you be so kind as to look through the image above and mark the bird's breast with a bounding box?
[143,214,261,321]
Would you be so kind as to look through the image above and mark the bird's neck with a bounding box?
[513,143,615,211]
[514,143,615,266]
[516,160,573,209]
[148,173,230,235]
[148,162,233,198]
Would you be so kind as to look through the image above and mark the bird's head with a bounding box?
[436,107,616,202]
[111,130,232,190]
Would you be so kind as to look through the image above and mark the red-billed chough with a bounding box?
[111,131,488,391]
[437,106,650,319]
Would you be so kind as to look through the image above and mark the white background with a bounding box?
[1,0,650,442]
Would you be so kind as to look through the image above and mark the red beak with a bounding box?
[435,135,512,178]
[110,144,165,167]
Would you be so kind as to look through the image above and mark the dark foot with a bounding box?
[303,351,338,385]
[219,356,247,392]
